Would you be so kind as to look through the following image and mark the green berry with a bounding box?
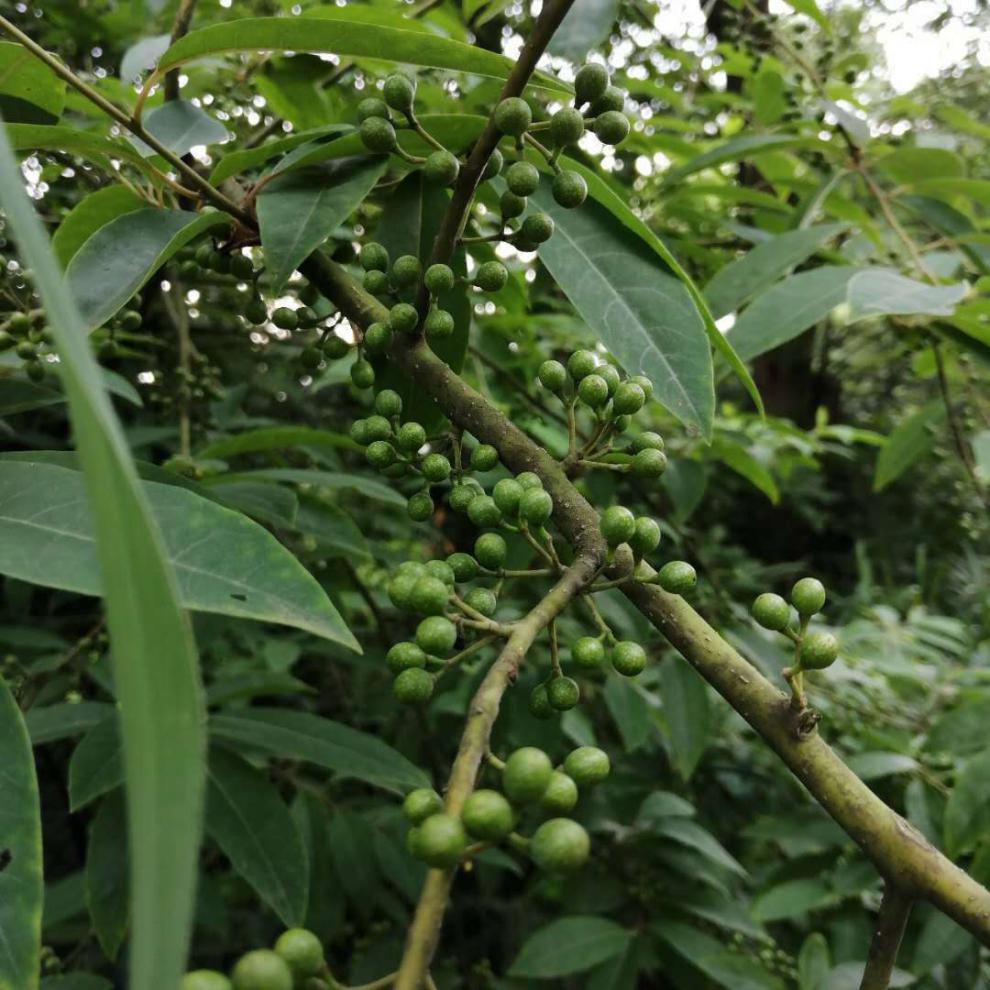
[474,532,507,570]
[15,340,36,361]
[631,430,664,452]
[351,359,375,389]
[500,191,527,219]
[471,444,499,471]
[446,552,479,582]
[516,471,543,490]
[425,559,456,586]
[529,682,554,719]
[530,818,590,873]
[548,676,580,711]
[563,746,610,786]
[386,641,427,674]
[7,312,30,336]
[300,346,322,370]
[119,309,142,331]
[521,213,555,244]
[25,360,45,382]
[468,494,502,528]
[449,481,481,512]
[272,307,298,331]
[421,452,451,482]
[567,349,598,380]
[274,928,324,980]
[181,972,231,990]
[425,308,455,339]
[578,373,609,407]
[541,771,579,813]
[482,148,504,180]
[792,577,826,616]
[424,149,460,186]
[611,641,646,677]
[629,374,654,399]
[800,631,839,670]
[415,813,466,867]
[474,260,508,292]
[493,478,525,516]
[538,359,568,393]
[360,116,397,153]
[424,263,455,295]
[325,334,351,359]
[393,667,434,704]
[574,62,610,105]
[366,440,396,469]
[550,108,585,147]
[363,269,390,294]
[396,421,427,454]
[383,73,416,111]
[403,788,443,824]
[461,789,514,841]
[389,302,419,334]
[361,242,390,272]
[416,616,457,655]
[374,388,403,417]
[613,381,645,415]
[411,576,450,616]
[657,560,696,595]
[350,419,371,445]
[392,254,422,288]
[632,448,667,478]
[364,322,393,354]
[243,297,268,324]
[598,364,621,394]
[629,517,661,557]
[752,593,790,631]
[595,110,630,145]
[572,636,605,670]
[552,170,588,209]
[357,97,389,121]
[464,587,497,617]
[407,491,434,521]
[502,747,553,804]
[506,160,541,196]
[231,950,293,990]
[590,85,625,115]
[494,97,532,136]
[229,254,255,280]
[600,505,635,546]
[520,487,553,527]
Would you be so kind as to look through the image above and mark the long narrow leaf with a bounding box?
[0,117,205,990]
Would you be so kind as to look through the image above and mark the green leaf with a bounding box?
[120,34,171,83]
[798,933,831,990]
[209,469,404,509]
[533,184,714,437]
[196,425,358,459]
[0,379,64,415]
[876,147,964,185]
[66,208,230,331]
[257,155,387,290]
[0,676,43,990]
[711,436,779,503]
[25,701,114,745]
[933,103,990,141]
[41,977,113,990]
[209,708,429,795]
[85,792,129,960]
[704,224,847,319]
[912,910,971,972]
[0,460,358,647]
[4,124,150,172]
[130,100,228,158]
[728,266,859,361]
[944,748,990,856]
[652,817,746,876]
[68,717,124,811]
[0,41,65,124]
[508,916,633,978]
[973,430,990,482]
[548,0,619,59]
[925,699,990,756]
[661,134,824,188]
[752,879,833,922]
[603,676,654,752]
[208,124,349,184]
[660,660,711,779]
[0,117,205,990]
[873,401,946,491]
[845,751,918,781]
[51,185,145,269]
[155,18,569,95]
[205,748,308,927]
[780,0,829,30]
[846,269,967,320]
[205,672,312,707]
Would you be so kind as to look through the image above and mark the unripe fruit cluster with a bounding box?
[752,577,840,672]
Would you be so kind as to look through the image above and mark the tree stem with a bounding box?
[859,885,913,990]
[165,0,199,101]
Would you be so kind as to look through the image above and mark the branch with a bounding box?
[860,885,913,990]
[165,0,198,101]
[301,251,990,948]
[392,553,603,990]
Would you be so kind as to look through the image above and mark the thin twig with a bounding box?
[860,885,913,990]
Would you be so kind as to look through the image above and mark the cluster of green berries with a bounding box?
[402,745,609,873]
[599,504,697,593]
[180,927,325,990]
[752,577,840,671]
[0,308,51,381]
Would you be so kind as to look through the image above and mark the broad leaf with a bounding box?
[845,751,918,781]
[0,676,43,990]
[154,18,569,94]
[508,916,633,978]
[533,186,714,436]
[846,269,967,320]
[661,134,825,187]
[51,185,145,269]
[209,708,429,794]
[0,379,64,416]
[25,701,114,745]
[0,40,65,124]
[873,401,946,491]
[876,147,964,185]
[0,120,204,990]
[68,718,124,811]
[548,0,619,59]
[131,100,228,158]
[798,933,831,990]
[205,748,308,926]
[752,879,833,922]
[944,748,990,856]
[4,124,151,172]
[0,460,358,647]
[711,436,779,503]
[704,224,847,318]
[652,817,746,876]
[660,660,711,779]
[66,208,230,331]
[85,793,129,960]
[40,978,113,990]
[257,155,387,290]
[208,124,349,184]
[120,35,171,83]
[603,676,654,752]
[208,469,404,508]
[196,425,358,459]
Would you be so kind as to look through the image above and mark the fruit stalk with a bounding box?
[859,885,914,990]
